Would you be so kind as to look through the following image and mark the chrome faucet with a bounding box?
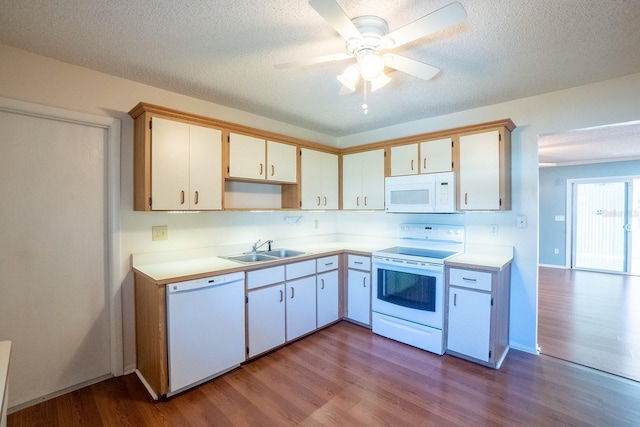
[251,239,273,252]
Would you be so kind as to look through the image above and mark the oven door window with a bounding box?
[377,268,436,311]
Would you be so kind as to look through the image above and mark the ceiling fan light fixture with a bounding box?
[357,51,385,81]
[337,64,360,91]
[370,73,391,92]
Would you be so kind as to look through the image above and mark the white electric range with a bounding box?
[371,223,465,355]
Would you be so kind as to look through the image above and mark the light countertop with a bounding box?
[132,237,392,284]
[446,245,514,271]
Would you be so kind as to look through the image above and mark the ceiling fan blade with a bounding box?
[309,0,362,41]
[382,2,466,49]
[275,53,351,69]
[383,54,440,80]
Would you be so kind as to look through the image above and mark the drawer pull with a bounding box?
[324,262,334,266]
[462,277,477,282]
[354,261,363,265]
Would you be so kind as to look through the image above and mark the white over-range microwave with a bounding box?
[385,172,456,213]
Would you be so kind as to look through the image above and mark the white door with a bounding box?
[347,269,371,325]
[570,177,639,274]
[228,133,265,180]
[342,153,363,209]
[322,152,339,209]
[189,124,222,210]
[151,117,190,210]
[317,270,339,328]
[390,144,418,176]
[286,277,317,341]
[360,149,385,209]
[459,131,501,209]
[301,148,323,208]
[0,107,112,408]
[447,287,491,362]
[248,285,286,358]
[420,138,452,173]
[267,140,297,183]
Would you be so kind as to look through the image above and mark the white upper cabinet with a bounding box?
[458,130,511,211]
[390,144,419,176]
[342,149,385,210]
[300,148,338,209]
[420,138,452,173]
[390,138,452,176]
[228,133,297,183]
[151,117,222,211]
[267,140,297,183]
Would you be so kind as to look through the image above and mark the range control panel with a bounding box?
[398,223,465,244]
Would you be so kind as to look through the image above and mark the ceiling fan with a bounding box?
[276,0,467,111]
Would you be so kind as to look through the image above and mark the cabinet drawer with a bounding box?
[247,266,285,290]
[348,255,371,271]
[316,255,339,273]
[286,260,316,280]
[449,268,492,292]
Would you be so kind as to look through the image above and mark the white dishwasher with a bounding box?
[166,271,245,396]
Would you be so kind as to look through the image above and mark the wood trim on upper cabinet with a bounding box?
[129,102,341,155]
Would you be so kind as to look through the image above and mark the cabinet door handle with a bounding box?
[320,278,325,290]
[462,277,477,282]
[279,289,283,302]
[454,293,457,306]
[259,163,264,176]
[411,159,414,171]
[364,196,368,206]
[362,277,367,287]
[271,164,275,176]
[180,190,185,205]
[194,190,199,205]
[464,192,468,205]
[291,287,295,299]
[423,157,427,170]
[356,196,360,206]
[317,196,321,206]
[323,196,327,206]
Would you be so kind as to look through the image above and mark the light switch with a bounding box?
[555,215,565,221]
[152,225,168,241]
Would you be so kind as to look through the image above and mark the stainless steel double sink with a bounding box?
[221,249,306,264]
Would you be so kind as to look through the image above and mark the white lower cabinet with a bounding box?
[445,263,511,368]
[317,269,339,328]
[286,276,317,341]
[247,283,285,358]
[447,287,491,361]
[346,255,372,326]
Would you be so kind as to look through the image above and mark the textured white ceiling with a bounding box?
[539,121,640,167]
[1,0,640,142]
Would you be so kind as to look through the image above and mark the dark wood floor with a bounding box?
[538,266,640,382]
[9,321,640,426]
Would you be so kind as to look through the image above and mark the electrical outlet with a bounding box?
[489,224,498,236]
[554,248,559,254]
[152,225,168,241]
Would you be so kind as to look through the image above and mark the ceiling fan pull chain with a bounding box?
[362,81,369,115]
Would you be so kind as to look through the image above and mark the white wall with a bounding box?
[2,42,640,370]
